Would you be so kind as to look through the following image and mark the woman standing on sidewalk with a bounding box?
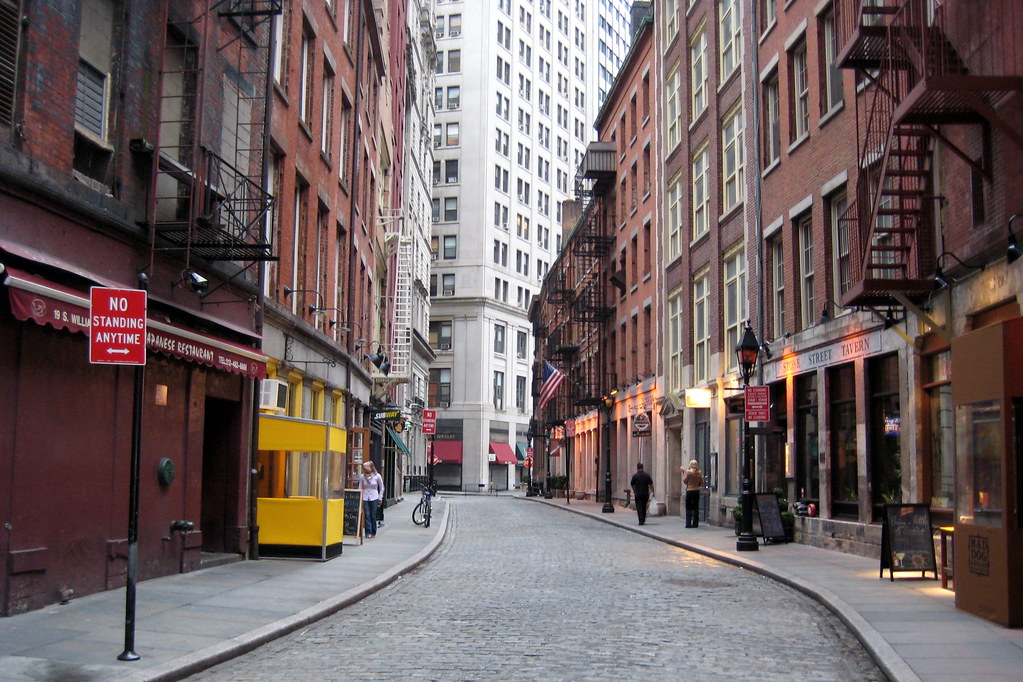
[360,461,384,538]
[682,459,703,528]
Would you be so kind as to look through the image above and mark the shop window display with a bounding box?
[795,373,820,503]
[956,400,1002,527]
[830,364,858,518]
[870,354,901,520]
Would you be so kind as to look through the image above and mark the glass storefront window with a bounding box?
[795,373,819,501]
[830,364,858,518]
[763,380,787,494]
[725,400,742,495]
[925,351,954,509]
[870,354,902,520]
[956,400,1002,527]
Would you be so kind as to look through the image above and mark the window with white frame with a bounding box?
[665,64,680,150]
[772,238,785,340]
[830,191,851,301]
[719,0,742,80]
[798,214,815,329]
[693,272,710,384]
[692,143,709,239]
[791,39,810,140]
[721,105,744,212]
[494,324,506,354]
[723,249,748,373]
[667,173,683,258]
[664,0,678,41]
[442,273,456,296]
[668,288,684,390]
[690,25,708,118]
[821,6,843,113]
[515,376,527,411]
[763,72,780,165]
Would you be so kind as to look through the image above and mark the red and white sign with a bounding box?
[524,457,533,468]
[526,446,534,458]
[422,409,437,434]
[565,419,576,438]
[89,287,147,365]
[745,385,771,422]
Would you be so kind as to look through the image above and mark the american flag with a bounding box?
[537,361,566,411]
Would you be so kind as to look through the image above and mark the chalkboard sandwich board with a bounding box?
[754,492,789,544]
[343,488,364,545]
[880,503,937,581]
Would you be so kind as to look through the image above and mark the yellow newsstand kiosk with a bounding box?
[257,414,348,560]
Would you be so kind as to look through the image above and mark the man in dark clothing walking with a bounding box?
[630,462,654,525]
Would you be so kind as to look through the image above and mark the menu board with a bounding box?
[343,489,363,544]
[754,492,788,544]
[880,503,937,581]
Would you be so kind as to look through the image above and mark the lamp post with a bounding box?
[736,322,760,552]
[601,392,616,513]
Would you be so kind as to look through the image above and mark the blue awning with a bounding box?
[386,426,411,456]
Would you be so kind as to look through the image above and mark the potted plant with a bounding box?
[732,505,742,535]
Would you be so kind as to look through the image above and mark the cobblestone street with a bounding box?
[193,497,883,681]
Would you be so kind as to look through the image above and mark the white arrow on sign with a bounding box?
[108,348,130,355]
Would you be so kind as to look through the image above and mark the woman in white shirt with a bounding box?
[359,461,385,537]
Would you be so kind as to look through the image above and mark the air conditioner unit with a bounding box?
[439,401,450,408]
[439,343,451,350]
[450,29,460,37]
[432,216,440,222]
[435,29,444,38]
[431,253,439,260]
[442,290,455,296]
[259,379,288,412]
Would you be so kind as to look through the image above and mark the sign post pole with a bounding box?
[90,280,148,662]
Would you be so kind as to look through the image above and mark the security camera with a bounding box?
[185,270,208,295]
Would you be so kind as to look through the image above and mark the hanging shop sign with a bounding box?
[632,411,651,437]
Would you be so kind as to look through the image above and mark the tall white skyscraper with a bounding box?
[428,0,632,491]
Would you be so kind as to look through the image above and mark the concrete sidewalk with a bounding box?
[527,495,1023,682]
[0,497,449,682]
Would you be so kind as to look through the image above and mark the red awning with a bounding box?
[489,441,518,465]
[2,266,267,379]
[432,440,463,464]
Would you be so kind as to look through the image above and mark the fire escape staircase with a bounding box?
[149,0,281,272]
[383,219,413,383]
[835,0,1023,308]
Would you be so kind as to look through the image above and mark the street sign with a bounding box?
[89,287,147,365]
[524,457,533,468]
[422,409,437,434]
[526,446,534,458]
[565,419,576,438]
[745,385,771,422]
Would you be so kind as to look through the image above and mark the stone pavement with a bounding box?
[529,495,1023,682]
[0,496,449,682]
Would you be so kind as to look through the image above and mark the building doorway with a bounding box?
[201,397,243,555]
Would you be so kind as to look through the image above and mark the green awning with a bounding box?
[386,426,411,456]
[515,443,528,461]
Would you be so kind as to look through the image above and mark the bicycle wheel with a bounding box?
[412,500,426,525]
[423,498,432,528]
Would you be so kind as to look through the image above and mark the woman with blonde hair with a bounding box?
[360,461,384,537]
[682,459,704,528]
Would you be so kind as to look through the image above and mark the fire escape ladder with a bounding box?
[149,1,279,270]
[386,228,413,382]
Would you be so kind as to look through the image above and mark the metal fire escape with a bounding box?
[835,0,1023,308]
[536,142,617,424]
[149,0,281,272]
[384,214,413,383]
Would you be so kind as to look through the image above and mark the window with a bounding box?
[446,122,459,146]
[442,273,455,295]
[798,215,815,329]
[721,105,744,213]
[74,0,116,183]
[493,371,505,410]
[829,191,851,300]
[320,64,335,157]
[828,363,859,518]
[271,1,289,89]
[690,26,707,118]
[515,376,527,411]
[693,272,709,384]
[719,0,742,79]
[763,72,780,165]
[772,238,785,339]
[299,29,313,124]
[821,7,843,113]
[429,368,452,405]
[447,49,461,72]
[723,249,747,373]
[667,174,682,258]
[494,324,506,354]
[692,144,709,239]
[448,14,461,36]
[665,65,680,150]
[445,159,459,183]
[443,235,457,259]
[516,330,528,359]
[796,372,820,501]
[432,198,441,222]
[924,351,954,510]
[869,354,901,520]
[443,197,458,221]
[760,0,777,35]
[668,289,683,390]
[791,40,810,140]
[446,85,460,109]
[429,320,453,348]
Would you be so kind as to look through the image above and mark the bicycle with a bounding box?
[412,484,434,528]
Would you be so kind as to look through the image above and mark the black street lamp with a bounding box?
[601,391,616,513]
[736,322,760,552]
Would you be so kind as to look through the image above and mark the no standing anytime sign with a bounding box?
[89,287,147,365]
